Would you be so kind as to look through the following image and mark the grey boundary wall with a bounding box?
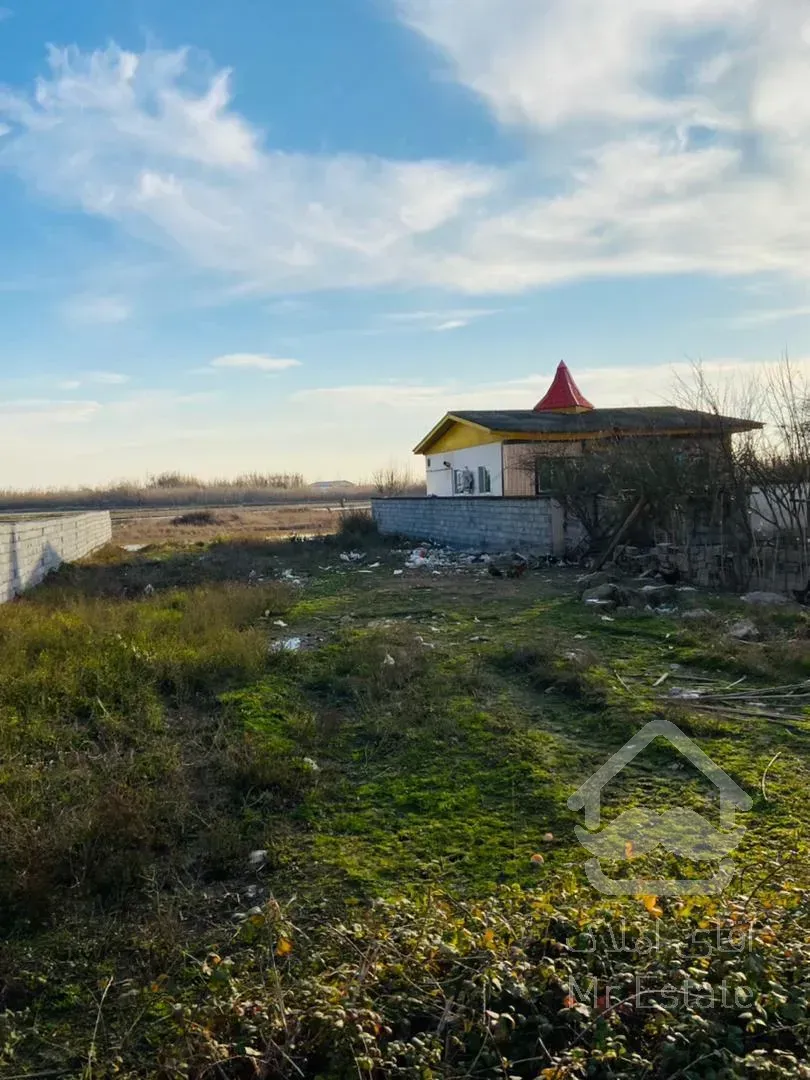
[372,497,554,553]
[0,512,113,603]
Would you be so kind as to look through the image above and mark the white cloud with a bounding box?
[61,294,132,324]
[0,10,809,297]
[382,307,499,332]
[0,398,101,424]
[398,0,755,131]
[0,45,494,293]
[728,305,810,327]
[209,353,301,372]
[293,357,810,418]
[83,370,130,385]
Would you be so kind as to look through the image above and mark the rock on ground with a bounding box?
[741,591,792,606]
[728,618,760,641]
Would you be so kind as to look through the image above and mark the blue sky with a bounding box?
[1,0,809,486]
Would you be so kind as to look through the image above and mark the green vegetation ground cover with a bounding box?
[1,530,810,1078]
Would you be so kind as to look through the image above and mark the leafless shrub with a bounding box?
[371,465,420,496]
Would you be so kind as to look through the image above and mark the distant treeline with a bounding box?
[0,474,356,511]
[0,470,426,511]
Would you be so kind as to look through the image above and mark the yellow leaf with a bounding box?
[530,852,545,865]
[624,840,635,860]
[275,936,293,957]
[641,895,663,918]
[481,928,496,949]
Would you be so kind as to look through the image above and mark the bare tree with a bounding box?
[371,465,420,496]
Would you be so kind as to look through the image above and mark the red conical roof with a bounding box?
[534,361,594,412]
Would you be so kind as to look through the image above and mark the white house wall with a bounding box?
[425,442,503,497]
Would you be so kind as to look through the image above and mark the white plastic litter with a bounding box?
[393,570,404,576]
[248,849,268,867]
[383,653,396,666]
[301,756,320,772]
[273,619,288,628]
[340,551,365,563]
[272,637,303,652]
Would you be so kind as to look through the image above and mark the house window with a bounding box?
[478,466,492,494]
[535,457,566,494]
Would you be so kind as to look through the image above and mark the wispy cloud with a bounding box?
[728,305,810,328]
[382,307,499,332]
[0,398,101,424]
[293,357,810,416]
[82,371,130,385]
[60,294,132,325]
[0,9,13,22]
[208,353,302,373]
[0,7,809,299]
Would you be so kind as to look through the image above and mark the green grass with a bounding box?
[2,539,810,1077]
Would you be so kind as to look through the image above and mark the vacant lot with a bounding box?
[2,525,810,1078]
[112,503,355,546]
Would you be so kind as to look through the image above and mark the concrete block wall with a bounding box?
[372,497,555,553]
[0,512,112,603]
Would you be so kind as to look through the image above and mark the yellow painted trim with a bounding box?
[423,424,502,453]
[413,413,497,454]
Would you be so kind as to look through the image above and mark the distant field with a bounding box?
[112,502,366,544]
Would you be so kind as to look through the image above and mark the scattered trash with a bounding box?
[393,569,404,576]
[273,619,288,628]
[272,637,303,652]
[368,562,381,569]
[383,653,396,667]
[574,633,588,640]
[406,547,432,568]
[469,635,490,643]
[144,583,155,596]
[402,544,518,574]
[281,569,304,586]
[340,551,365,563]
[301,757,320,772]
[122,544,147,552]
[542,832,555,843]
[248,850,268,868]
[600,615,615,622]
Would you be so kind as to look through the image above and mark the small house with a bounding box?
[413,362,761,497]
